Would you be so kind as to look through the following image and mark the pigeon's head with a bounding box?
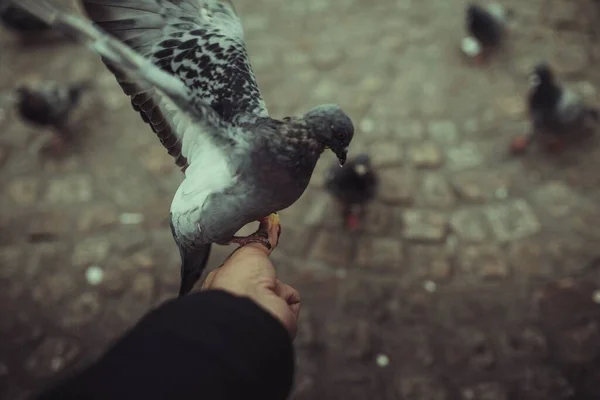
[351,153,372,176]
[303,104,354,166]
[530,62,555,88]
[466,4,486,22]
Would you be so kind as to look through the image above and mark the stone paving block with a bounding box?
[6,176,41,206]
[393,120,426,142]
[530,181,589,219]
[308,229,354,267]
[75,203,119,232]
[59,292,102,330]
[44,174,94,204]
[401,210,449,243]
[138,143,176,175]
[446,143,484,172]
[508,240,552,278]
[451,170,512,203]
[379,169,417,205]
[23,337,81,378]
[406,244,453,281]
[427,120,459,145]
[27,211,73,242]
[368,140,403,168]
[276,226,315,258]
[71,237,111,268]
[355,236,403,270]
[31,271,79,307]
[418,173,455,209]
[408,141,444,169]
[361,202,393,235]
[450,209,490,243]
[458,245,510,281]
[484,200,541,242]
[549,32,590,76]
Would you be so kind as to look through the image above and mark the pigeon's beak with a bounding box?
[336,147,348,167]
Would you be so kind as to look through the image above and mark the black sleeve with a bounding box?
[35,290,294,400]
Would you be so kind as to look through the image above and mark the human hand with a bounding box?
[201,220,300,338]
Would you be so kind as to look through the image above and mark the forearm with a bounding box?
[35,290,294,400]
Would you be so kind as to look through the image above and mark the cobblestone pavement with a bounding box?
[2,0,600,398]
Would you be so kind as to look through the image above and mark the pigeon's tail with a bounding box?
[178,243,212,297]
[7,0,191,105]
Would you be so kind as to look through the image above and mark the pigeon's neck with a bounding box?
[266,118,326,165]
[531,82,561,109]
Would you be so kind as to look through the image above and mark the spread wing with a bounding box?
[11,0,241,170]
[83,0,268,123]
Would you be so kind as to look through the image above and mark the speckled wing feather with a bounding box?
[82,0,268,144]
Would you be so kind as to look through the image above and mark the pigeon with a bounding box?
[325,153,378,232]
[461,3,508,64]
[12,80,91,154]
[511,62,600,153]
[10,0,355,297]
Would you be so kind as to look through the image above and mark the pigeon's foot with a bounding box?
[345,213,360,232]
[230,213,281,252]
[510,135,531,154]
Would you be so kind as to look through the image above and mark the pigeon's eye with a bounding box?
[335,131,346,140]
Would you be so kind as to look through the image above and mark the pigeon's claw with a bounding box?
[230,213,281,252]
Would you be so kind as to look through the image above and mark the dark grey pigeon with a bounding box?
[11,80,92,155]
[12,0,354,296]
[522,62,599,151]
[15,80,90,129]
[462,3,508,63]
[325,153,378,232]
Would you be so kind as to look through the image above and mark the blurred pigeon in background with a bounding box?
[11,0,355,297]
[461,3,508,64]
[12,80,92,155]
[511,62,600,153]
[325,153,378,232]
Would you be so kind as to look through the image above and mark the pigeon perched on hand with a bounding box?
[12,0,355,297]
[461,3,508,64]
[13,80,91,155]
[511,62,600,153]
[325,153,378,232]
